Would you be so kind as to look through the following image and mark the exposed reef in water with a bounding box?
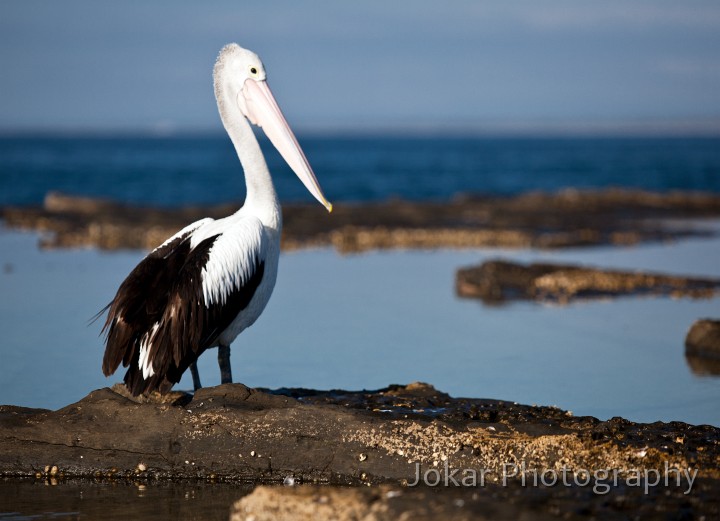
[456,260,720,304]
[1,383,719,519]
[685,319,720,376]
[2,189,720,252]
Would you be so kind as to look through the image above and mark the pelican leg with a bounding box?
[218,344,233,384]
[190,361,202,391]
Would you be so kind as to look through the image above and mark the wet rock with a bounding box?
[685,319,720,376]
[2,383,719,519]
[231,486,384,521]
[232,482,720,521]
[3,189,720,252]
[231,485,544,521]
[685,319,720,357]
[456,260,720,304]
[1,383,718,483]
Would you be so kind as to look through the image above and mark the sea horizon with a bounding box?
[2,118,720,140]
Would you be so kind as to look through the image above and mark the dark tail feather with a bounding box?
[122,351,190,397]
[123,366,144,396]
[89,302,112,328]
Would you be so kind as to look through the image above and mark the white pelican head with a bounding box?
[215,44,332,212]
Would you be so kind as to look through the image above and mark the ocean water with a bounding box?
[0,225,719,426]
[1,136,719,207]
[0,135,719,427]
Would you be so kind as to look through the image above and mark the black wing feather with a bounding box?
[102,231,265,396]
[101,231,193,376]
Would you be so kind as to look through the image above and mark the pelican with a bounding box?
[101,44,332,396]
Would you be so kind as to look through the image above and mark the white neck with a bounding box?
[214,74,281,231]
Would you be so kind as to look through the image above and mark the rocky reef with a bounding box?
[685,319,720,376]
[456,260,720,304]
[3,189,720,252]
[1,383,719,519]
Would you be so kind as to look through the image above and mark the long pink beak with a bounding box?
[241,79,332,212]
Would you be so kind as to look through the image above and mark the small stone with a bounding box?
[283,476,296,486]
[358,453,367,462]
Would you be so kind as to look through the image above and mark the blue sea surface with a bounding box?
[1,136,719,207]
[0,225,719,426]
[0,135,719,426]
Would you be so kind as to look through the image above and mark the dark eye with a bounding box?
[250,67,258,75]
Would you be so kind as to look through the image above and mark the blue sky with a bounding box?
[1,1,719,134]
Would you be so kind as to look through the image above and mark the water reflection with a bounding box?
[0,479,251,521]
[685,354,720,376]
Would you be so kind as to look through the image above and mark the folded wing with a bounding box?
[101,217,266,395]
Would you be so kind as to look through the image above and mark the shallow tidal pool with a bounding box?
[0,222,719,426]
